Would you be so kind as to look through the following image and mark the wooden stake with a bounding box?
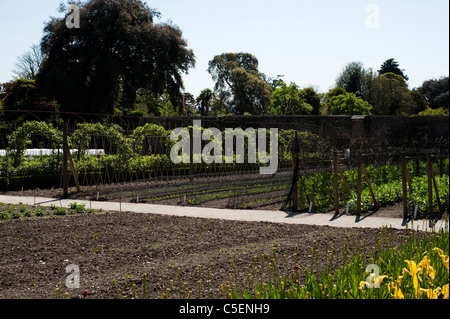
[66,147,80,192]
[62,122,80,193]
[291,134,299,212]
[430,163,443,213]
[401,153,408,220]
[62,122,69,197]
[362,163,378,210]
[427,153,436,219]
[356,153,362,215]
[333,150,339,214]
[337,160,351,197]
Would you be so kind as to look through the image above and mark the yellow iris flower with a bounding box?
[359,274,388,290]
[433,248,449,269]
[442,284,449,299]
[404,260,421,298]
[419,288,441,299]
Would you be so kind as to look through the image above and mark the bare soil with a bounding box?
[0,175,412,300]
[0,205,412,300]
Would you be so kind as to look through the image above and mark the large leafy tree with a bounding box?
[207,52,272,115]
[269,82,322,115]
[335,61,377,100]
[37,0,195,116]
[196,88,213,116]
[419,76,449,111]
[1,79,58,123]
[327,90,372,116]
[368,73,418,115]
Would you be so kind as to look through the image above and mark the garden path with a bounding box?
[0,195,447,232]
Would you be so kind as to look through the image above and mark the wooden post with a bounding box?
[63,122,80,193]
[292,132,299,212]
[427,153,434,219]
[362,163,378,210]
[333,150,339,214]
[189,128,194,179]
[405,163,413,191]
[431,162,443,213]
[66,146,80,192]
[356,153,362,215]
[401,153,408,220]
[62,122,69,197]
[337,161,351,197]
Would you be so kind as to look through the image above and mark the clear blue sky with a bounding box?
[0,0,448,96]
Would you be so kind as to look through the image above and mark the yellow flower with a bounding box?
[390,283,404,299]
[404,260,421,298]
[433,248,449,269]
[419,255,436,281]
[360,274,388,290]
[442,284,449,299]
[420,287,441,299]
[359,281,367,290]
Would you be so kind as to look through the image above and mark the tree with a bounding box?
[196,89,213,116]
[378,58,409,81]
[327,91,372,116]
[269,82,313,115]
[37,0,195,116]
[182,93,196,116]
[368,73,417,115]
[335,61,377,101]
[335,61,365,96]
[1,79,58,123]
[207,53,272,115]
[419,77,449,110]
[300,87,322,115]
[13,44,44,80]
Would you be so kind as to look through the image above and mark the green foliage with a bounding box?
[297,160,449,216]
[196,89,213,116]
[37,0,195,114]
[378,58,409,81]
[69,202,85,213]
[418,107,449,116]
[367,73,416,115]
[419,76,449,111]
[269,82,313,115]
[6,120,62,167]
[207,52,272,115]
[1,78,58,123]
[334,61,376,100]
[328,91,372,115]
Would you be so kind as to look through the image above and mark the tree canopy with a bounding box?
[419,76,449,110]
[207,52,272,115]
[335,61,376,100]
[37,0,195,116]
[326,89,372,115]
[268,82,324,115]
[378,58,409,81]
